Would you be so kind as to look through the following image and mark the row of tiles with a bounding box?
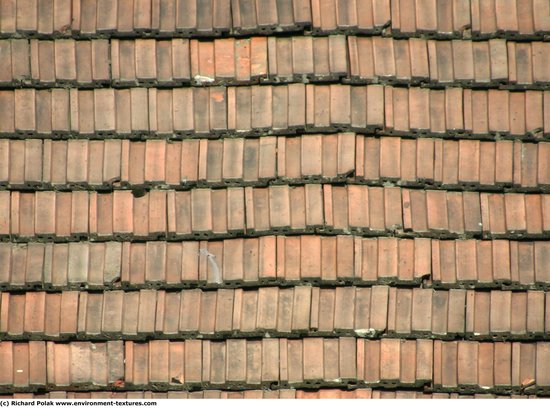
[0,339,549,391]
[1,0,549,39]
[1,237,549,290]
[1,86,550,138]
[0,187,548,240]
[2,37,550,88]
[0,390,543,399]
[1,136,548,191]
[2,287,550,340]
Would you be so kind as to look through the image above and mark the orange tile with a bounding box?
[408,189,428,232]
[426,190,448,231]
[332,286,354,331]
[379,137,400,179]
[302,338,323,382]
[368,186,385,231]
[8,140,24,186]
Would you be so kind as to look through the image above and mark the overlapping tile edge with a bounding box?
[0,0,549,39]
[1,36,550,89]
[0,0,549,400]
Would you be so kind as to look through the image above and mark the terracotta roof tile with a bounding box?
[1,0,549,399]
[4,389,542,399]
[7,287,550,340]
[1,86,550,137]
[4,237,550,290]
[3,0,550,40]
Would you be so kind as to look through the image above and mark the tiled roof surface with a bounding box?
[0,0,549,400]
[2,338,550,391]
[3,86,550,138]
[2,37,550,88]
[3,287,550,339]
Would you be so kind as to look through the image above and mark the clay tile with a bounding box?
[494,343,513,388]
[112,40,132,84]
[155,41,173,84]
[533,42,550,84]
[533,0,550,32]
[440,341,458,389]
[12,343,30,387]
[223,188,243,234]
[301,338,323,384]
[490,291,512,335]
[271,37,291,80]
[273,88,293,137]
[426,190,449,232]
[73,41,94,85]
[66,140,88,186]
[85,292,105,336]
[365,186,383,232]
[492,141,513,186]
[207,190,226,236]
[25,134,43,184]
[69,191,88,238]
[0,140,8,186]
[54,39,76,82]
[28,341,46,386]
[451,40,474,83]
[144,140,166,184]
[534,242,550,286]
[15,89,36,135]
[446,289,465,336]
[191,189,212,235]
[102,139,122,186]
[400,139,417,182]
[86,141,103,187]
[129,88,149,134]
[128,142,146,187]
[132,194,149,239]
[95,39,111,84]
[462,192,482,234]
[379,137,400,179]
[100,290,123,336]
[526,291,545,336]
[290,36,313,78]
[94,0,116,32]
[222,339,245,385]
[350,37,374,80]
[433,41,454,83]
[148,340,169,384]
[537,343,550,387]
[149,192,167,238]
[313,0,337,31]
[250,85,272,131]
[333,186,352,232]
[48,89,69,136]
[409,288,431,334]
[113,191,133,237]
[220,139,243,183]
[0,91,14,134]
[495,0,519,32]
[134,40,157,82]
[18,192,35,238]
[401,341,420,387]
[231,39,251,83]
[239,290,258,334]
[93,89,115,135]
[33,192,55,238]
[169,191,190,238]
[489,39,508,82]
[9,140,25,186]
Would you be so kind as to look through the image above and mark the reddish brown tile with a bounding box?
[408,189,428,233]
[426,190,448,232]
